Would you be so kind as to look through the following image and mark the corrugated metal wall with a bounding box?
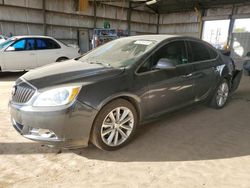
[1,1,250,48]
[0,0,158,47]
[158,3,250,38]
[159,11,199,37]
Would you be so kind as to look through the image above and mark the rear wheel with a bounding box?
[209,79,229,109]
[91,99,138,151]
[56,57,68,62]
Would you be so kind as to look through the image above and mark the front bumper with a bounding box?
[10,100,98,149]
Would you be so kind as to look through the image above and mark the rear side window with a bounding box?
[46,39,61,49]
[26,39,35,50]
[207,46,218,59]
[36,39,47,49]
[187,41,211,62]
[36,38,61,50]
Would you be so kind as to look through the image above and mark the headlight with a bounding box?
[33,86,81,107]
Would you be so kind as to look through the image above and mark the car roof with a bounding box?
[12,34,199,42]
[125,34,201,42]
[12,35,55,39]
[122,35,177,42]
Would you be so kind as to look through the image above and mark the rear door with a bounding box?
[186,40,217,101]
[3,38,37,71]
[36,38,62,67]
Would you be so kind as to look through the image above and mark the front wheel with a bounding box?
[91,99,138,151]
[209,79,229,109]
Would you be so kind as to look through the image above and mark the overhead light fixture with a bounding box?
[146,0,158,5]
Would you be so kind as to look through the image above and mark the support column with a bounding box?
[43,0,47,35]
[195,5,205,39]
[127,1,132,36]
[227,5,237,49]
[93,0,97,28]
[157,13,160,34]
[198,9,205,39]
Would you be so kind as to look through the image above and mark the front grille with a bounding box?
[12,82,36,103]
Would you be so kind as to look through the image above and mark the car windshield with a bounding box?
[78,38,157,68]
[0,38,15,49]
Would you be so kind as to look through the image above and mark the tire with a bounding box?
[209,79,230,109]
[56,57,68,62]
[91,99,138,151]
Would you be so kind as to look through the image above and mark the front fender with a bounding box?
[231,70,243,93]
[96,92,142,121]
[97,92,141,110]
[0,51,5,71]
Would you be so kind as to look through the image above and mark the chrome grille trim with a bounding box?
[12,79,36,104]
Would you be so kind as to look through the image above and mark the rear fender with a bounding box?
[216,64,232,85]
[231,70,243,93]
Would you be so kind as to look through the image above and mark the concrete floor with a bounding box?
[0,72,250,188]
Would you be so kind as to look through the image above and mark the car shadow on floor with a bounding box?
[1,103,250,162]
[75,77,249,162]
[0,72,26,81]
[74,104,250,162]
[0,142,61,155]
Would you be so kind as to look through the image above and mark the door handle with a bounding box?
[181,73,193,78]
[29,53,35,55]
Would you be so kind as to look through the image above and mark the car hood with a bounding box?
[21,59,124,89]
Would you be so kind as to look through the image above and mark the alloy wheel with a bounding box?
[216,82,229,107]
[101,107,134,147]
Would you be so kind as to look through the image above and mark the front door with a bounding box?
[137,40,195,118]
[3,38,37,71]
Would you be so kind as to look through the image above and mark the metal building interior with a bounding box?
[1,0,250,59]
[0,0,250,187]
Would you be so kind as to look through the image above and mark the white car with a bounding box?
[0,36,80,72]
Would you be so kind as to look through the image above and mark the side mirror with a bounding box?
[154,58,176,70]
[6,46,15,51]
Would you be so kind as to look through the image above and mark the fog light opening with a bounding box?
[30,128,57,139]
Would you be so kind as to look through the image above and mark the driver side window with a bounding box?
[138,40,187,73]
[8,39,36,51]
[12,39,26,51]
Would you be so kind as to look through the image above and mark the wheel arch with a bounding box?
[217,64,233,90]
[56,56,69,62]
[223,73,234,92]
[97,93,142,122]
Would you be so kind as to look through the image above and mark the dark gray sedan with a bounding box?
[9,35,242,150]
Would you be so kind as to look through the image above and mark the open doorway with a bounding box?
[231,18,250,58]
[202,20,230,50]
[78,29,90,54]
